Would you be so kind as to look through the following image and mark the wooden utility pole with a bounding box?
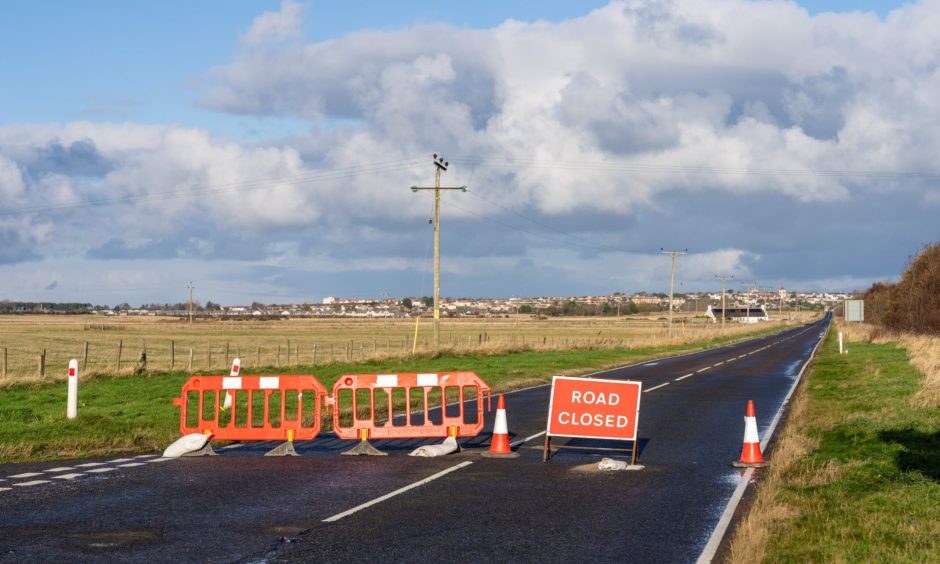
[660,248,688,338]
[716,274,733,332]
[188,281,194,325]
[411,154,467,349]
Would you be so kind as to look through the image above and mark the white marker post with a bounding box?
[67,359,79,419]
[838,332,844,354]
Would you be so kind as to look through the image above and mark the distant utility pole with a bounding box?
[715,274,733,331]
[411,154,467,349]
[660,248,688,338]
[188,281,194,325]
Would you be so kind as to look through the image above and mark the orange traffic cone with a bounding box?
[482,394,519,459]
[732,400,768,468]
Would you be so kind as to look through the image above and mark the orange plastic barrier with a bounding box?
[332,372,491,440]
[173,374,328,441]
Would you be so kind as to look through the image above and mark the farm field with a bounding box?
[0,312,819,384]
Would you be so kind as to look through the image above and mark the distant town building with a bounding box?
[705,305,769,323]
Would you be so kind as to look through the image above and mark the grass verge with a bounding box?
[0,324,789,464]
[726,325,940,562]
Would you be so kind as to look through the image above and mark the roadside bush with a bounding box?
[863,241,940,334]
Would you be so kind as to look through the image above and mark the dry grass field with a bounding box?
[0,312,818,384]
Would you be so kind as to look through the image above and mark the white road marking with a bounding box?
[117,462,147,468]
[86,468,117,474]
[645,382,670,392]
[148,458,174,463]
[76,462,106,468]
[714,361,725,366]
[52,473,84,480]
[675,373,694,381]
[642,362,660,367]
[8,472,43,479]
[510,430,547,448]
[13,480,50,487]
[220,444,244,450]
[134,454,159,459]
[0,487,10,492]
[44,467,73,473]
[323,461,474,523]
[696,367,710,373]
[109,458,134,463]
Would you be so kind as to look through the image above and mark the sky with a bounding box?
[0,0,935,305]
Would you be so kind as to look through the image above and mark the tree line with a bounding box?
[861,240,940,334]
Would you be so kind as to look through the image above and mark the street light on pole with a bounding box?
[410,154,467,349]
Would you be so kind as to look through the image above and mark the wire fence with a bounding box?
[0,319,784,384]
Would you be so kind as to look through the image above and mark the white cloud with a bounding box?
[240,0,305,45]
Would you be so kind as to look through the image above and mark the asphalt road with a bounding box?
[0,314,830,563]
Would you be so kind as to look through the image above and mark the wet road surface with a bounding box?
[0,315,830,562]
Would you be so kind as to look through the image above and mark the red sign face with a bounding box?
[546,376,642,441]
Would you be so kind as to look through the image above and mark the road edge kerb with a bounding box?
[695,317,831,564]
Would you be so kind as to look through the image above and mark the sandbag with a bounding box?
[162,433,210,458]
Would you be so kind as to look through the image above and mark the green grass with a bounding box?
[0,325,789,463]
[760,330,940,562]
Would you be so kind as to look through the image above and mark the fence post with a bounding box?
[116,339,123,372]
[207,344,212,369]
[170,340,175,368]
[257,345,261,366]
[2,347,6,379]
[188,347,193,371]
[277,345,281,367]
[83,341,89,367]
[225,343,230,365]
[312,343,317,365]
[39,349,46,378]
[286,340,291,364]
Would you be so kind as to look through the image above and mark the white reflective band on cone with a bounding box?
[743,416,760,443]
[493,409,509,434]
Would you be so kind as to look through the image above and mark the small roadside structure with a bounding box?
[705,305,769,323]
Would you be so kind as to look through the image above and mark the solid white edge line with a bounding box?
[696,318,830,564]
[510,430,546,448]
[645,382,670,392]
[323,461,473,523]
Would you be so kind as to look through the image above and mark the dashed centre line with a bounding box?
[45,467,73,473]
[51,473,84,480]
[645,382,670,392]
[696,367,711,373]
[86,468,117,474]
[675,373,694,381]
[76,462,107,468]
[118,462,147,468]
[13,480,50,487]
[8,472,43,479]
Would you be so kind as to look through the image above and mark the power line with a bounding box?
[447,156,940,180]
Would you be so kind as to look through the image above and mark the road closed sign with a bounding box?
[546,376,642,441]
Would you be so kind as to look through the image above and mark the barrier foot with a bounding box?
[342,439,387,456]
[265,441,299,457]
[181,442,218,457]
